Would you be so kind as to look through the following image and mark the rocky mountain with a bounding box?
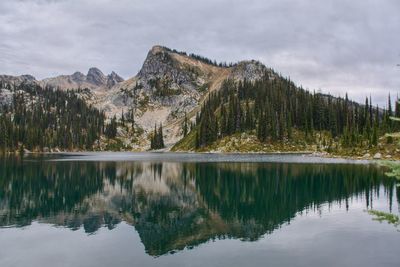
[0,74,37,86]
[94,45,274,148]
[0,45,277,150]
[107,71,125,88]
[0,74,38,108]
[0,68,124,91]
[41,67,124,90]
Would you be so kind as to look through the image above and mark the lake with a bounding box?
[0,153,399,267]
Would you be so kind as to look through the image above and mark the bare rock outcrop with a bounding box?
[0,74,37,86]
[137,45,201,93]
[229,60,275,82]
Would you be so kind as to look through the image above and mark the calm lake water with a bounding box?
[0,153,399,267]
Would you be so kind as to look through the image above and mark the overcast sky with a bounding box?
[0,0,399,106]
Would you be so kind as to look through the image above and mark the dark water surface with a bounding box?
[0,153,399,267]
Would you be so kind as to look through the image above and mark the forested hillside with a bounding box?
[174,74,400,156]
[0,82,106,152]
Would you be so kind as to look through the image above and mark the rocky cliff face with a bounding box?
[137,46,203,92]
[0,75,38,108]
[0,74,37,86]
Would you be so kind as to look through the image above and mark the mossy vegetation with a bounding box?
[193,131,312,153]
[172,127,400,160]
[197,83,210,93]
[138,95,150,110]
[380,161,400,180]
[172,129,197,151]
[103,138,125,151]
[149,77,182,97]
[367,210,400,228]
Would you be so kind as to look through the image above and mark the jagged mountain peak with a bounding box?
[137,46,191,91]
[107,71,124,88]
[86,67,107,86]
[71,71,86,82]
[108,71,124,80]
[134,45,272,96]
[87,67,104,76]
[39,68,124,90]
[135,45,230,92]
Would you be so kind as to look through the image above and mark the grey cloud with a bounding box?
[0,0,399,106]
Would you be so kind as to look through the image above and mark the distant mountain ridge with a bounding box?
[0,67,124,91]
[41,67,125,90]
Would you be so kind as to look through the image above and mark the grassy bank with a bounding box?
[172,130,400,160]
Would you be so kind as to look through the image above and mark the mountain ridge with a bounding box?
[0,67,125,91]
[0,45,336,150]
[2,45,397,157]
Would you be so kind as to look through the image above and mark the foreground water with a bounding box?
[0,153,399,267]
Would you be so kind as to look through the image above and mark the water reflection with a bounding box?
[0,156,398,256]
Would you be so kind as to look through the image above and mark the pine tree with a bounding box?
[121,110,125,127]
[189,76,391,150]
[0,83,105,151]
[105,116,118,138]
[158,123,165,148]
[183,112,188,136]
[150,123,165,149]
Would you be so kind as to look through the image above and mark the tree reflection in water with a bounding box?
[0,156,397,256]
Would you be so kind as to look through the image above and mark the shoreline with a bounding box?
[6,150,388,165]
[3,149,399,163]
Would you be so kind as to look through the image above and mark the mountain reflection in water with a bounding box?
[0,156,398,256]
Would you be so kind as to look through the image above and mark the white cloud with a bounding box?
[0,0,399,106]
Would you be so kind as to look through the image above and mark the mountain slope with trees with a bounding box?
[173,76,400,159]
[0,82,105,151]
[0,45,399,157]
